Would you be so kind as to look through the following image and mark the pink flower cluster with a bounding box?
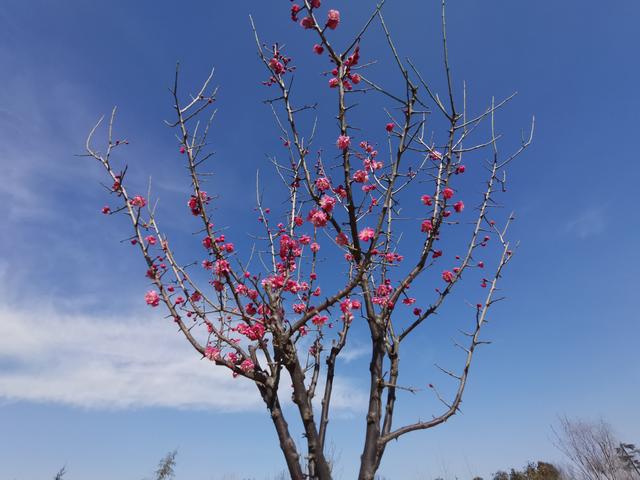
[130,195,146,208]
[145,290,160,307]
[336,135,351,150]
[205,345,221,361]
[340,297,361,321]
[442,271,455,283]
[308,208,329,227]
[372,280,395,308]
[315,177,331,191]
[358,227,375,242]
[328,45,361,91]
[236,322,265,341]
[264,47,294,86]
[188,191,211,216]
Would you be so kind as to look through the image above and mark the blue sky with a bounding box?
[0,1,639,479]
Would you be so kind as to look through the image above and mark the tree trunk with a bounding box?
[286,356,333,479]
[259,385,305,480]
[358,337,385,480]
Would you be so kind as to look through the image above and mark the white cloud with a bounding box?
[565,206,607,239]
[0,304,260,411]
[0,302,366,413]
[339,343,369,364]
[0,42,367,416]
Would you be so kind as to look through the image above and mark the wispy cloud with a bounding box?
[565,206,607,239]
[0,301,366,413]
[339,343,369,363]
[0,304,261,411]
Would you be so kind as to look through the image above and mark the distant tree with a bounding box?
[492,462,562,480]
[553,417,637,480]
[524,462,562,480]
[53,466,66,480]
[153,450,177,480]
[617,444,640,478]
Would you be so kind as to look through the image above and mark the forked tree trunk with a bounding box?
[358,335,386,480]
[259,385,306,480]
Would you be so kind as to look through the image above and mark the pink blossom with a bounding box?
[385,123,394,132]
[315,177,331,191]
[326,9,340,30]
[237,323,265,341]
[101,206,111,214]
[454,201,464,213]
[205,346,220,361]
[336,232,349,246]
[312,314,328,326]
[353,170,369,183]
[351,73,361,84]
[403,298,416,305]
[336,135,351,150]
[311,0,321,7]
[442,270,455,283]
[477,261,484,268]
[145,290,160,307]
[145,235,156,245]
[202,236,213,250]
[421,194,432,206]
[358,227,375,242]
[320,195,336,213]
[329,77,339,88]
[130,195,146,208]
[340,297,360,321]
[456,165,466,174]
[290,4,301,21]
[300,16,315,29]
[363,158,383,172]
[307,209,328,227]
[334,185,347,198]
[188,192,211,216]
[269,58,285,75]
[310,242,320,253]
[420,220,433,233]
[442,187,454,200]
[240,359,255,372]
[313,44,324,55]
[299,234,311,245]
[214,259,230,276]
